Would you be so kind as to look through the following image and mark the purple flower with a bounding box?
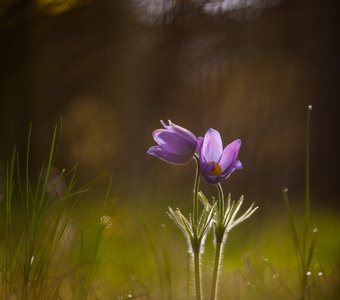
[198,128,242,184]
[147,120,198,164]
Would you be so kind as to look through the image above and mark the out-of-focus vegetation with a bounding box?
[0,0,339,299]
[2,173,340,299]
[0,125,339,299]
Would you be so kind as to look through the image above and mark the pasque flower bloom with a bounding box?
[147,120,198,164]
[198,128,242,184]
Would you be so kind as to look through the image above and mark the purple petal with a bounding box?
[153,130,192,156]
[203,173,223,184]
[167,120,197,152]
[201,128,223,162]
[219,139,241,171]
[152,129,165,141]
[200,160,214,176]
[197,137,206,164]
[221,160,242,178]
[147,146,191,164]
[156,121,197,153]
[233,160,243,169]
[160,120,169,129]
[199,156,223,184]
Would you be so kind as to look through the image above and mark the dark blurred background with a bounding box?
[0,0,339,210]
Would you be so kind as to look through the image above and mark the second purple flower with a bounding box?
[198,128,242,184]
[147,120,198,164]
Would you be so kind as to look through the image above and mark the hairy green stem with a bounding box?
[192,154,202,300]
[193,154,200,226]
[210,240,222,300]
[193,249,202,300]
[210,183,225,300]
[217,184,224,222]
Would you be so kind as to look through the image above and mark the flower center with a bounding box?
[208,161,222,176]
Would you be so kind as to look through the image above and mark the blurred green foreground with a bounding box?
[1,154,339,299]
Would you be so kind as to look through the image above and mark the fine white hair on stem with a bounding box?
[208,188,258,300]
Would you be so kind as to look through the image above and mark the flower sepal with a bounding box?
[167,200,215,254]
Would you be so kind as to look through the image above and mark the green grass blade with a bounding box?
[139,216,165,300]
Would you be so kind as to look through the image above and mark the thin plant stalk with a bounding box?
[282,105,315,300]
[210,183,224,300]
[161,224,172,300]
[0,122,114,299]
[302,105,311,299]
[193,154,200,228]
[304,106,311,234]
[167,154,209,299]
[140,217,165,300]
[192,154,202,300]
[210,240,222,300]
[73,174,113,299]
[193,249,202,300]
[209,184,258,300]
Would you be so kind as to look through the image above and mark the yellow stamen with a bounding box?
[208,161,222,176]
